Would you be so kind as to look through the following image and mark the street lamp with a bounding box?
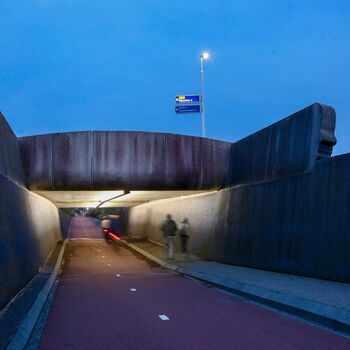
[200,52,209,137]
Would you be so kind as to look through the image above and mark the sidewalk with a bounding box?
[123,238,350,335]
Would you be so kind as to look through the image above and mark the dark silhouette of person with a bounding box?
[160,214,177,259]
[179,217,190,255]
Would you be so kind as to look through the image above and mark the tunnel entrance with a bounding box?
[34,190,211,208]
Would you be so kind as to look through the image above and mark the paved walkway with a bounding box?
[123,238,350,335]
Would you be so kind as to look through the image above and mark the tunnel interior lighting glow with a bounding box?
[34,190,211,208]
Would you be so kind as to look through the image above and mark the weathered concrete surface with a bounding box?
[19,132,232,191]
[126,104,347,282]
[0,172,66,309]
[0,114,70,309]
[223,153,350,281]
[226,103,336,187]
[0,112,26,186]
[127,151,350,282]
[18,103,336,192]
[127,190,230,261]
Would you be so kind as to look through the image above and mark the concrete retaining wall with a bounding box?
[223,153,350,282]
[0,112,26,186]
[0,113,69,309]
[225,103,336,187]
[127,104,348,282]
[128,153,350,282]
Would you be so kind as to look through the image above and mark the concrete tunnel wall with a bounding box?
[127,154,350,282]
[127,103,350,282]
[0,112,70,309]
[18,132,232,191]
[0,101,347,310]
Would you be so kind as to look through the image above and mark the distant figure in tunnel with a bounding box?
[160,214,177,259]
[179,217,191,256]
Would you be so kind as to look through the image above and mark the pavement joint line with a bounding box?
[123,240,350,335]
[6,239,68,350]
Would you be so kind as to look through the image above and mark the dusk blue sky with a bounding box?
[1,1,349,155]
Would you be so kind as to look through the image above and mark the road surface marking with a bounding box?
[107,264,111,266]
[130,288,137,292]
[116,274,121,277]
[159,315,170,320]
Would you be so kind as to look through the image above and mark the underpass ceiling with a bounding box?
[34,190,212,208]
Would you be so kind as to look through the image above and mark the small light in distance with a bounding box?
[201,52,209,59]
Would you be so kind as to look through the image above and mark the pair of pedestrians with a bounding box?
[160,214,190,259]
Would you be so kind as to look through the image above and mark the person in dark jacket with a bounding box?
[160,214,177,259]
[179,217,191,255]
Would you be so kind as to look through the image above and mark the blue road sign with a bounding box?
[175,105,201,114]
[175,95,201,104]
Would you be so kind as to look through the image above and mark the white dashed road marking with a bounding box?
[130,288,137,292]
[116,274,121,277]
[159,315,170,321]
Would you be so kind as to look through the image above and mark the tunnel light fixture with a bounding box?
[96,190,130,208]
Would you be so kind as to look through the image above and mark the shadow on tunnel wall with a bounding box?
[127,103,350,283]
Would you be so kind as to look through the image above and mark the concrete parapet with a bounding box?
[0,112,26,186]
[226,103,336,187]
[19,132,232,191]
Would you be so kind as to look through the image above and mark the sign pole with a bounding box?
[200,56,206,138]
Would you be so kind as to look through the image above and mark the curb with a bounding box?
[6,239,68,350]
[123,241,350,336]
[123,241,178,271]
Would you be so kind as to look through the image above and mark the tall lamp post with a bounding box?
[200,52,209,138]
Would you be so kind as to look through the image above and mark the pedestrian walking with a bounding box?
[179,217,190,255]
[160,214,177,259]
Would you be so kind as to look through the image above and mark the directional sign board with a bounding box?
[175,95,201,104]
[175,105,201,114]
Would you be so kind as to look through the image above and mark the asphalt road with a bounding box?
[38,217,350,349]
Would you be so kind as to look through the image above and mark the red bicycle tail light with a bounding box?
[108,232,121,241]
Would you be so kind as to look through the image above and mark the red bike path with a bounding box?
[37,217,350,349]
